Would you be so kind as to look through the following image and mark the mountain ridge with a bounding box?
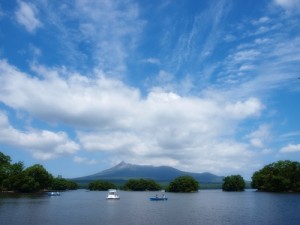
[73,161,224,183]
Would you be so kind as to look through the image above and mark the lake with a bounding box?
[1,189,300,225]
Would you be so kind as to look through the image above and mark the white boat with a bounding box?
[106,189,120,199]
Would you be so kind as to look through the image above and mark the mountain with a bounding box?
[73,161,224,183]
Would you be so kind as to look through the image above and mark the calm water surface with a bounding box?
[1,189,300,225]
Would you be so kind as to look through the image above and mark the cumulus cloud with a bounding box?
[0,59,266,174]
[224,98,263,119]
[15,1,42,33]
[0,60,140,129]
[280,144,300,153]
[0,111,79,160]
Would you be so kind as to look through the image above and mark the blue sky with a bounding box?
[0,0,300,179]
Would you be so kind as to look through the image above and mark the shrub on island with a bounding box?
[167,175,199,192]
[251,160,300,192]
[123,178,161,191]
[222,175,245,191]
[88,180,116,191]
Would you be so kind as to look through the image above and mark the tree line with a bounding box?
[89,160,300,193]
[0,152,78,192]
[222,160,300,192]
[88,176,199,192]
[2,151,300,193]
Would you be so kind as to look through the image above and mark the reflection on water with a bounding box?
[1,189,300,225]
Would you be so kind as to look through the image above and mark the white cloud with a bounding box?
[261,148,272,155]
[143,58,161,65]
[247,124,271,148]
[280,144,300,153]
[224,98,263,119]
[147,70,195,96]
[232,49,261,62]
[280,131,300,139]
[164,0,230,72]
[0,111,79,160]
[0,60,265,174]
[73,156,97,165]
[156,70,174,83]
[224,34,236,42]
[79,131,142,153]
[219,27,300,95]
[251,17,271,25]
[274,0,300,10]
[254,38,271,45]
[239,64,255,71]
[75,0,144,74]
[0,7,4,19]
[0,60,141,129]
[15,1,42,33]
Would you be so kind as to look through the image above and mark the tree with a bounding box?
[88,180,116,191]
[51,177,78,190]
[13,174,39,192]
[167,176,199,192]
[25,164,53,190]
[251,160,300,192]
[222,175,245,191]
[1,152,79,193]
[2,161,25,191]
[0,152,12,191]
[0,152,11,165]
[2,161,53,192]
[123,179,161,191]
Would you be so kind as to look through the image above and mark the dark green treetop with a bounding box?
[0,152,11,165]
[51,177,78,190]
[0,151,78,192]
[222,175,245,191]
[0,152,11,190]
[251,160,300,192]
[167,175,199,192]
[88,180,116,191]
[123,178,161,191]
[25,164,53,190]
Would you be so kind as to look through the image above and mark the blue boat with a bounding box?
[150,194,168,201]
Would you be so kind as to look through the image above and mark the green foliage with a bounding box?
[0,151,78,193]
[25,164,53,190]
[2,162,26,191]
[167,176,199,192]
[251,160,300,192]
[51,177,78,190]
[0,152,12,191]
[222,175,245,191]
[123,179,161,191]
[88,180,116,191]
[12,174,39,192]
[0,152,11,165]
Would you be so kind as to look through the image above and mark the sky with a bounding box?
[0,0,300,180]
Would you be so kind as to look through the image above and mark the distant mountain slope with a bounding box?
[73,161,224,183]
